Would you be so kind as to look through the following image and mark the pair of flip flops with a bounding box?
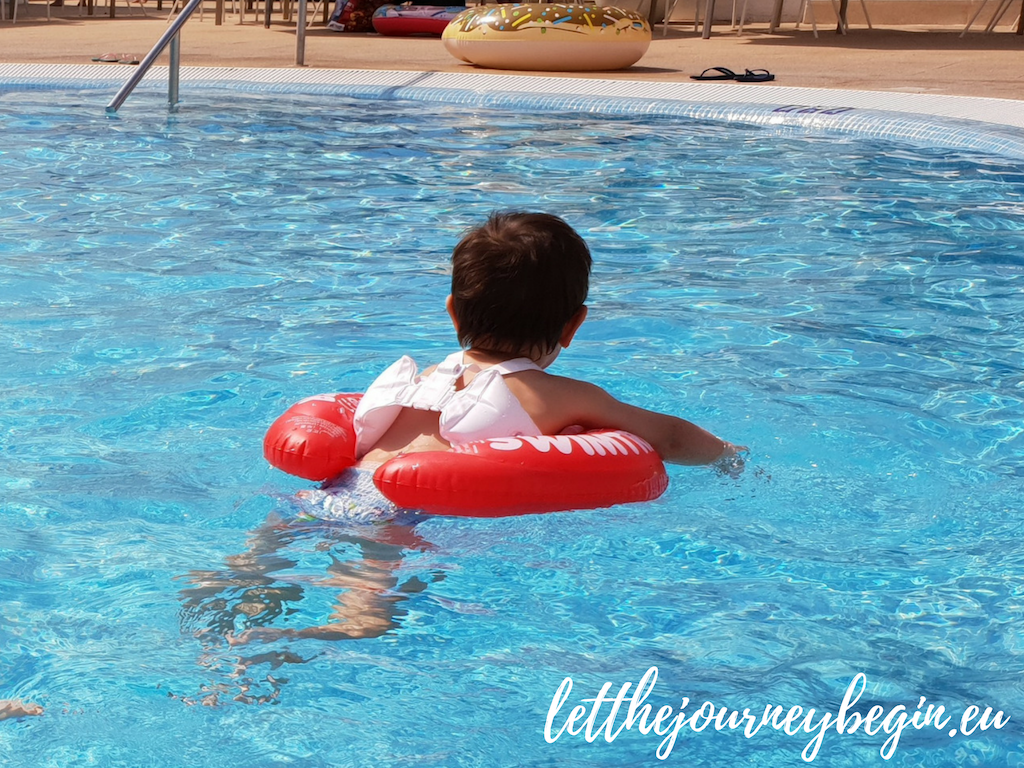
[690,67,775,83]
[91,54,141,65]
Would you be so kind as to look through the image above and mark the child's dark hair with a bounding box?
[451,212,592,356]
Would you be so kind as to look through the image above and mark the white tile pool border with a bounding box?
[3,64,1024,159]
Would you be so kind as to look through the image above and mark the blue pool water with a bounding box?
[1,86,1023,766]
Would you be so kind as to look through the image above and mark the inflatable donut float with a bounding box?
[372,4,467,36]
[441,3,652,72]
[264,392,668,517]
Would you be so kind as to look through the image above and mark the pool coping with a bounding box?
[4,64,1024,159]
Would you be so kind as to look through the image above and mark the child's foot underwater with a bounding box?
[224,574,437,645]
[225,618,390,646]
[0,700,43,720]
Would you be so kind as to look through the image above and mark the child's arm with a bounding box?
[531,378,743,466]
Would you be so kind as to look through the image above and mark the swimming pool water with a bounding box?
[1,87,1023,767]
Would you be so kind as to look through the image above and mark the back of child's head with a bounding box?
[451,211,592,356]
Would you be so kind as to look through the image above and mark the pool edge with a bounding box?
[3,64,1024,159]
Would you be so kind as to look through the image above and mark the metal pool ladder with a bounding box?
[105,0,203,114]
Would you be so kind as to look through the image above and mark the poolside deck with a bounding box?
[1,4,1022,101]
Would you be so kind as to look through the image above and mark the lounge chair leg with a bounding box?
[661,0,678,35]
[983,0,1012,31]
[827,0,846,32]
[805,0,820,36]
[960,0,989,35]
[858,0,870,27]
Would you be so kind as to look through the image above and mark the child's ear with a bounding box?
[559,305,588,349]
[445,295,459,333]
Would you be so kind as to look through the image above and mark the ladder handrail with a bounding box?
[105,0,204,114]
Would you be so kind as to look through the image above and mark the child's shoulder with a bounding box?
[513,368,602,397]
[504,369,614,432]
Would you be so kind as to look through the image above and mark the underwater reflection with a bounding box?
[174,507,441,706]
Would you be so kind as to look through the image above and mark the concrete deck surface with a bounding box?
[1,4,1022,101]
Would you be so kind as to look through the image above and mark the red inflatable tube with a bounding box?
[374,431,668,517]
[371,4,464,36]
[264,392,668,516]
[372,15,451,35]
[263,393,362,481]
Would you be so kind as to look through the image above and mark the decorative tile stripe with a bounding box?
[2,64,1024,158]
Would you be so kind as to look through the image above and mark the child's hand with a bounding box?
[712,442,748,479]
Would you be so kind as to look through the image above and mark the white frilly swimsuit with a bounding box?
[352,351,543,457]
[298,352,543,522]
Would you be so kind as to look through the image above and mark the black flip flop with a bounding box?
[734,68,775,83]
[690,67,737,81]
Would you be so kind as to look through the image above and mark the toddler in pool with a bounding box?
[225,211,746,648]
[303,211,743,520]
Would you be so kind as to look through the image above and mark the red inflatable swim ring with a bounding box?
[372,4,466,36]
[262,393,362,482]
[264,392,668,517]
